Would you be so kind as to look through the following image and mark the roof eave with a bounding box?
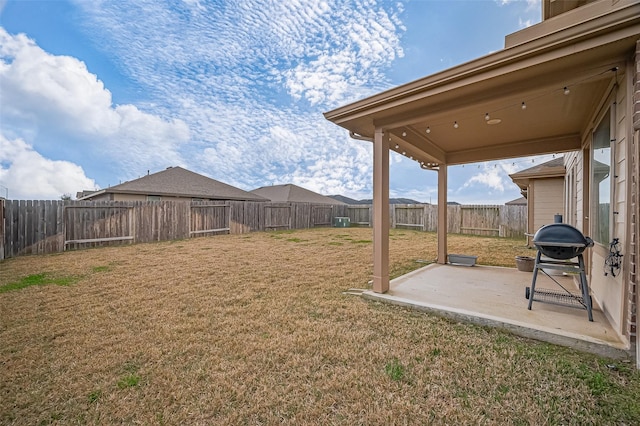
[91,188,267,202]
[323,2,640,128]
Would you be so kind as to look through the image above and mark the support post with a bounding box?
[373,128,390,293]
[437,165,448,264]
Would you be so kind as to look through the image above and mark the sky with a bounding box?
[0,0,548,203]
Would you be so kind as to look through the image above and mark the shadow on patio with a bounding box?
[362,264,631,360]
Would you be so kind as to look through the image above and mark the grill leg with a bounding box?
[577,254,593,322]
[527,251,542,310]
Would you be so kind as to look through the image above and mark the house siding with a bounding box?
[562,57,638,346]
[532,178,564,231]
[629,42,640,352]
[81,192,113,202]
[112,193,193,202]
[588,63,632,343]
[633,124,639,360]
[564,151,586,232]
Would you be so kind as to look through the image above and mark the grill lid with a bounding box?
[533,223,593,260]
[533,223,593,247]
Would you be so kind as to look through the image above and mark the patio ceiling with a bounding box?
[324,3,640,166]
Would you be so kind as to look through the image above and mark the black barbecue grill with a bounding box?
[526,223,595,321]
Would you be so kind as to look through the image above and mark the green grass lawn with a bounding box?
[1,228,638,424]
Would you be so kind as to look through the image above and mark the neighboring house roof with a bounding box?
[509,157,566,193]
[505,196,527,206]
[250,184,346,205]
[359,198,425,205]
[328,194,361,204]
[77,166,268,202]
[329,195,430,205]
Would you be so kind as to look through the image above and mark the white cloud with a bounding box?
[495,0,540,28]
[72,0,404,109]
[195,105,373,195]
[519,18,534,28]
[0,28,190,181]
[495,0,538,8]
[282,3,404,106]
[0,135,98,200]
[461,162,518,192]
[526,0,541,12]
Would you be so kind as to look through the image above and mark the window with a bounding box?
[566,167,576,226]
[147,195,161,201]
[591,108,611,245]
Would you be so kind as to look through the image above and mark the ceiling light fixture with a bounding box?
[564,86,570,95]
[426,127,431,134]
[485,113,490,121]
[454,121,459,129]
[402,131,407,137]
[395,144,399,149]
[486,118,502,125]
[521,101,526,110]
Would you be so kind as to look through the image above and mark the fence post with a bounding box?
[391,204,396,229]
[423,204,427,232]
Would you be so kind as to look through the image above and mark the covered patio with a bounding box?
[361,263,629,359]
[325,2,639,293]
[325,1,639,358]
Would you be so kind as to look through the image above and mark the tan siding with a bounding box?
[589,75,630,340]
[85,193,112,202]
[532,178,564,231]
[113,193,146,202]
[113,193,193,202]
[565,152,582,228]
[632,44,640,362]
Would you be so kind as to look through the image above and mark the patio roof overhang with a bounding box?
[323,1,640,294]
[324,2,640,167]
[508,159,566,193]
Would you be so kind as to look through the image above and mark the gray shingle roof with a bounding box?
[509,157,565,178]
[505,196,527,205]
[250,184,346,205]
[94,167,268,201]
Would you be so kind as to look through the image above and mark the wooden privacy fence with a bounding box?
[344,204,527,238]
[0,199,526,259]
[0,200,350,259]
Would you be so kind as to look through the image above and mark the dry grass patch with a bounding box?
[1,228,638,424]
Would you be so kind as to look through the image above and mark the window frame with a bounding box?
[590,102,615,248]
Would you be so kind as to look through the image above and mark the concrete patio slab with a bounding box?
[362,263,631,359]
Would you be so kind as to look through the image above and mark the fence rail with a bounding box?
[344,204,526,238]
[0,199,526,259]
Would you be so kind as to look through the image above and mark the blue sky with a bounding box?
[0,0,546,202]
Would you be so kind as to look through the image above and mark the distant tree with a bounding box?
[60,193,72,201]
